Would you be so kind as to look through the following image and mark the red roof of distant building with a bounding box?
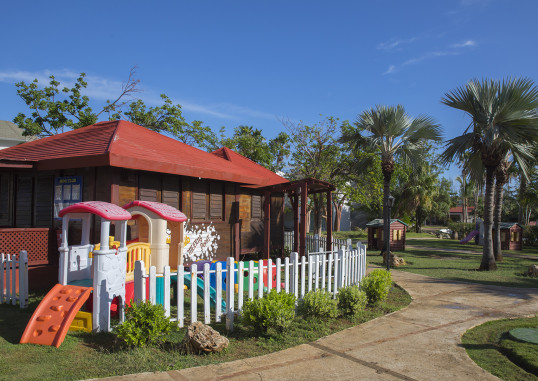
[0,120,289,187]
[449,206,475,213]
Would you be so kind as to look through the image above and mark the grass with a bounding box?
[461,316,538,380]
[0,284,411,381]
[367,239,538,289]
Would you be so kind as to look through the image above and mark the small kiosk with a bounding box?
[366,219,408,251]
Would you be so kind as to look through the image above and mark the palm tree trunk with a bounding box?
[493,179,504,261]
[480,166,497,271]
[383,171,391,265]
[518,174,527,224]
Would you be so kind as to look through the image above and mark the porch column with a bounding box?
[300,183,308,257]
[263,191,271,259]
[281,194,285,256]
[326,190,332,252]
[234,185,240,261]
[292,194,299,253]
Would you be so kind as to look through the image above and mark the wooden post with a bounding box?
[292,194,299,253]
[281,194,285,257]
[263,191,271,259]
[234,185,240,261]
[300,183,308,257]
[326,190,332,252]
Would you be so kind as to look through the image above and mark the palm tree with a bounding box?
[342,105,442,263]
[441,78,538,270]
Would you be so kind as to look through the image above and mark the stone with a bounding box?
[382,251,406,267]
[528,265,538,277]
[181,321,229,354]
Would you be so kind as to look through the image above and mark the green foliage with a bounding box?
[336,285,367,317]
[360,269,392,304]
[448,222,476,237]
[115,300,177,347]
[299,289,339,319]
[523,225,538,247]
[240,289,296,333]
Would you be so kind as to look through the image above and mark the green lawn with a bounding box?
[367,239,538,288]
[462,316,538,381]
[0,285,411,381]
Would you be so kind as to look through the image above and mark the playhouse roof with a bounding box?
[123,200,187,222]
[0,120,288,187]
[366,219,408,228]
[499,222,522,229]
[59,201,132,220]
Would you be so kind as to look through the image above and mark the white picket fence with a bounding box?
[133,243,366,331]
[284,231,349,253]
[0,251,28,308]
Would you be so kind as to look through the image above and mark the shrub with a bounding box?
[115,300,177,347]
[523,225,538,247]
[447,222,476,238]
[241,289,296,333]
[299,289,338,319]
[337,285,367,317]
[361,269,392,305]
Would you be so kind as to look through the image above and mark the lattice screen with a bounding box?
[0,229,51,265]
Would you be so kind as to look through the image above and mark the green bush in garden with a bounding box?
[241,289,296,333]
[337,285,367,316]
[114,300,177,347]
[299,289,339,319]
[360,269,392,304]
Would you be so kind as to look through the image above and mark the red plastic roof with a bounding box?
[123,200,187,222]
[0,121,288,187]
[59,201,132,220]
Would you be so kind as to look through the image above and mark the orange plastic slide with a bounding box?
[20,284,92,348]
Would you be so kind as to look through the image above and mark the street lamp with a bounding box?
[385,195,395,271]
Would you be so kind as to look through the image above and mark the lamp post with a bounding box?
[385,194,395,271]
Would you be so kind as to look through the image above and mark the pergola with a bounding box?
[259,177,336,258]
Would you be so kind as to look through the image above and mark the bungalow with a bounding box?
[449,206,475,223]
[0,121,332,288]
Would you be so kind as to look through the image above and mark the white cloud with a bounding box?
[451,40,477,48]
[376,37,417,51]
[0,69,275,121]
[383,65,396,75]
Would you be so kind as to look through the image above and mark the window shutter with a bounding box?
[251,195,262,220]
[209,182,223,219]
[192,181,207,220]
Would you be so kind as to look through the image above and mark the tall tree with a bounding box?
[14,70,139,137]
[441,78,538,270]
[342,105,442,257]
[219,126,290,172]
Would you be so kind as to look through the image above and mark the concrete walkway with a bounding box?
[96,271,538,381]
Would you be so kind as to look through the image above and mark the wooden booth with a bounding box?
[366,219,408,251]
[500,222,523,251]
[0,120,292,288]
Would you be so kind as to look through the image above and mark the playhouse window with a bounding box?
[209,182,223,220]
[392,229,402,241]
[192,181,207,220]
[511,232,519,242]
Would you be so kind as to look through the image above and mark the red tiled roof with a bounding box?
[211,147,288,187]
[0,120,288,187]
[449,206,475,213]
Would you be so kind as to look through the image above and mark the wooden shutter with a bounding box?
[34,175,53,227]
[139,173,159,202]
[192,181,207,220]
[162,175,180,210]
[15,175,33,227]
[209,182,223,219]
[251,194,262,220]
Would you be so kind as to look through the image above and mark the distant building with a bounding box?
[366,219,407,251]
[449,206,475,223]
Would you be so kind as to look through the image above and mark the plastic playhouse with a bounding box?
[20,201,131,347]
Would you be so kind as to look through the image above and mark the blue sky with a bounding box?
[1,0,537,181]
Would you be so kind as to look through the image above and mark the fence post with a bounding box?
[267,258,273,293]
[321,252,326,290]
[290,252,299,298]
[164,266,171,317]
[327,252,333,294]
[11,253,16,305]
[284,257,290,294]
[134,260,146,302]
[258,261,264,299]
[300,255,306,298]
[248,260,255,298]
[149,266,157,305]
[204,263,210,324]
[190,263,197,323]
[237,261,244,311]
[275,258,281,293]
[19,251,28,308]
[6,254,11,304]
[178,265,184,327]
[216,261,223,322]
[333,251,338,299]
[226,257,235,332]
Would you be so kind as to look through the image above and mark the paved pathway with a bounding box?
[95,271,538,381]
